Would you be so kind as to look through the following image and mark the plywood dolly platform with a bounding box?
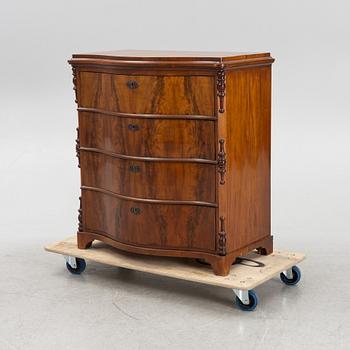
[45,237,305,312]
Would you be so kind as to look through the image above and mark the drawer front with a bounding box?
[79,111,215,159]
[80,151,216,203]
[82,190,216,252]
[78,72,215,116]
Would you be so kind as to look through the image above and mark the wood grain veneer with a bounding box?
[82,190,216,251]
[80,151,216,202]
[78,73,215,115]
[225,66,272,252]
[79,111,216,159]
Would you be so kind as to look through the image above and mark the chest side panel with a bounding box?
[225,66,272,252]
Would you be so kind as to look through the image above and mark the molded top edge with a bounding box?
[71,49,272,62]
[69,50,275,69]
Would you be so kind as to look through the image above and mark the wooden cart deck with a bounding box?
[45,236,305,290]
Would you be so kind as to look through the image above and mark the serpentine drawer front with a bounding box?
[82,190,216,252]
[69,50,275,276]
[78,111,216,159]
[80,151,216,203]
[78,72,215,116]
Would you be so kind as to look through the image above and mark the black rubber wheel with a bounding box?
[280,266,301,286]
[235,290,259,311]
[66,258,86,275]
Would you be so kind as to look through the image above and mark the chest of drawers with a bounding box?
[69,50,274,276]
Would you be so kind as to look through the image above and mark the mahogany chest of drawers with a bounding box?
[69,50,275,276]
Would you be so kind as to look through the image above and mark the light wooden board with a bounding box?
[45,236,305,290]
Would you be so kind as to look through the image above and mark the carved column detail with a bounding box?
[75,127,80,168]
[78,196,83,232]
[218,216,227,256]
[218,139,226,185]
[217,64,226,113]
[72,67,78,104]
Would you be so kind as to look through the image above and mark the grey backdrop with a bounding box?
[1,1,349,349]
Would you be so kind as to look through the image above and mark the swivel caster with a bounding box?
[280,266,301,286]
[233,289,259,311]
[64,256,86,275]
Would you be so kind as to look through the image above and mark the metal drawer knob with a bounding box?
[130,207,142,215]
[127,80,139,89]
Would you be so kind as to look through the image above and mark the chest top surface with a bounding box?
[72,49,269,60]
[69,50,274,69]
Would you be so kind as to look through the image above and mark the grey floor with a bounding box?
[0,98,349,349]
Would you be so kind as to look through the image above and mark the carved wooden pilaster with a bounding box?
[78,196,83,232]
[218,216,227,256]
[72,67,78,104]
[75,127,80,168]
[218,139,226,185]
[217,64,226,113]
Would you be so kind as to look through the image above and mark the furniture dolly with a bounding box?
[45,237,305,311]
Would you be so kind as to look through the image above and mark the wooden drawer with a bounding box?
[80,151,216,204]
[79,111,215,160]
[78,72,215,116]
[82,189,216,251]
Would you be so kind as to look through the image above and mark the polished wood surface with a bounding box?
[73,49,271,60]
[69,50,274,70]
[69,50,275,276]
[225,66,272,252]
[79,111,216,159]
[73,50,270,61]
[78,72,215,115]
[80,151,216,202]
[82,190,216,251]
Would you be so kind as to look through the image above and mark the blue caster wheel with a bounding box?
[235,290,259,311]
[66,257,86,275]
[280,266,301,285]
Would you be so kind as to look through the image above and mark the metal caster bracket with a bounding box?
[64,255,77,269]
[282,267,293,279]
[233,289,250,305]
